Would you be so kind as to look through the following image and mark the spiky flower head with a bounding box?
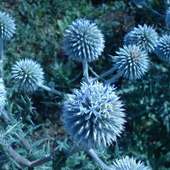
[62,80,125,149]
[0,11,16,40]
[63,18,104,62]
[112,45,149,80]
[124,24,158,53]
[11,59,44,93]
[154,34,170,63]
[112,156,151,170]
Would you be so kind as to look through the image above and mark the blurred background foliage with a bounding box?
[0,0,170,169]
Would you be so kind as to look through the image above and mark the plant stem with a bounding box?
[98,67,116,79]
[38,84,62,96]
[106,71,122,85]
[0,38,4,77]
[82,60,89,82]
[87,148,113,170]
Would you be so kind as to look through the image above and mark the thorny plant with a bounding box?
[0,1,170,169]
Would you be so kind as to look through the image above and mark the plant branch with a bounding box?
[87,148,113,170]
[82,60,89,82]
[38,84,62,96]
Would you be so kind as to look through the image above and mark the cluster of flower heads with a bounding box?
[112,45,150,80]
[11,58,44,93]
[63,18,104,62]
[110,24,159,81]
[62,79,125,149]
[112,156,151,170]
[0,11,16,40]
[124,24,158,53]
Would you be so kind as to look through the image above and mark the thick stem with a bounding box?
[0,38,4,77]
[88,149,113,170]
[38,84,62,96]
[82,60,89,82]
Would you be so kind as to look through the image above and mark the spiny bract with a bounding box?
[112,45,149,80]
[124,24,158,53]
[112,156,151,170]
[62,80,125,149]
[154,34,170,63]
[0,11,16,40]
[63,18,104,62]
[11,59,44,93]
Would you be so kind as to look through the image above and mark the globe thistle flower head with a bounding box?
[0,11,16,40]
[154,35,170,63]
[62,80,125,149]
[11,59,44,93]
[63,18,105,62]
[124,24,158,53]
[112,45,149,80]
[112,156,151,170]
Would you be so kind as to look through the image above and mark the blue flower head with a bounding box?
[112,45,150,80]
[124,24,158,53]
[62,79,125,149]
[11,59,44,93]
[154,35,170,63]
[112,156,151,170]
[63,18,105,62]
[0,11,16,40]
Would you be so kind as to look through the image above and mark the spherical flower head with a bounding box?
[112,45,149,80]
[11,59,44,93]
[124,24,158,53]
[112,156,151,170]
[0,11,16,40]
[154,34,170,63]
[63,18,105,62]
[62,80,125,149]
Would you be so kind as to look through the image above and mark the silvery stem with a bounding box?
[0,38,4,77]
[88,148,113,170]
[82,60,89,82]
[38,84,62,96]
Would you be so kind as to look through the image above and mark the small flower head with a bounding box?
[154,34,170,62]
[11,59,44,93]
[112,45,149,80]
[112,156,151,170]
[63,18,104,62]
[124,24,158,53]
[62,80,125,149]
[0,11,16,40]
